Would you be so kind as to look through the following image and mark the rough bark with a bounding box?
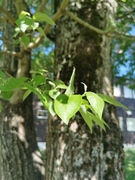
[0,0,45,179]
[45,0,125,180]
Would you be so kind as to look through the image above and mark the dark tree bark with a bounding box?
[0,0,45,179]
[45,0,125,179]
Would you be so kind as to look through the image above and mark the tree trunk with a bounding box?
[0,0,45,179]
[45,0,125,179]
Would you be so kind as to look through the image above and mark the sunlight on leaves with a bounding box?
[33,12,55,25]
[79,105,93,132]
[65,67,75,95]
[1,91,13,100]
[86,92,104,119]
[97,93,128,110]
[54,94,82,124]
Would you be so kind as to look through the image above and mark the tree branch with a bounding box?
[0,50,22,58]
[37,0,48,12]
[66,11,110,35]
[27,0,70,49]
[0,6,16,26]
[23,0,135,51]
[116,9,135,20]
[0,17,7,23]
[112,31,135,41]
[66,11,135,41]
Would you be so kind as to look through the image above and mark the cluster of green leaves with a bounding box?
[0,70,27,100]
[0,68,127,132]
[13,11,55,46]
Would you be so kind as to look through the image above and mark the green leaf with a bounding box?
[16,19,29,32]
[97,93,128,110]
[19,11,31,19]
[23,89,31,101]
[33,75,45,87]
[24,17,34,28]
[24,83,40,94]
[89,112,106,130]
[82,99,89,105]
[48,100,56,116]
[33,22,39,30]
[0,77,27,91]
[54,80,67,89]
[16,16,34,32]
[81,82,87,93]
[13,28,20,38]
[39,93,50,110]
[49,89,60,99]
[1,91,13,100]
[36,27,45,36]
[14,39,20,44]
[20,35,30,45]
[24,83,50,111]
[86,92,104,119]
[54,94,82,124]
[48,81,55,88]
[79,105,93,132]
[30,69,47,75]
[55,84,67,89]
[54,80,65,85]
[33,12,55,25]
[65,68,75,94]
[0,70,6,78]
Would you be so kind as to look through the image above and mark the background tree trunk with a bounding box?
[0,0,45,179]
[45,0,125,179]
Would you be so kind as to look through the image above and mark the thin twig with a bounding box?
[117,9,135,21]
[0,50,22,58]
[111,31,135,41]
[27,0,70,49]
[66,11,135,41]
[66,11,109,35]
[117,1,135,21]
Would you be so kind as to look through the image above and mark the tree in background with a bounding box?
[112,1,135,83]
[45,0,125,179]
[0,0,45,179]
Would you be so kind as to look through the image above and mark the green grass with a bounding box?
[125,148,135,180]
[40,149,46,161]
